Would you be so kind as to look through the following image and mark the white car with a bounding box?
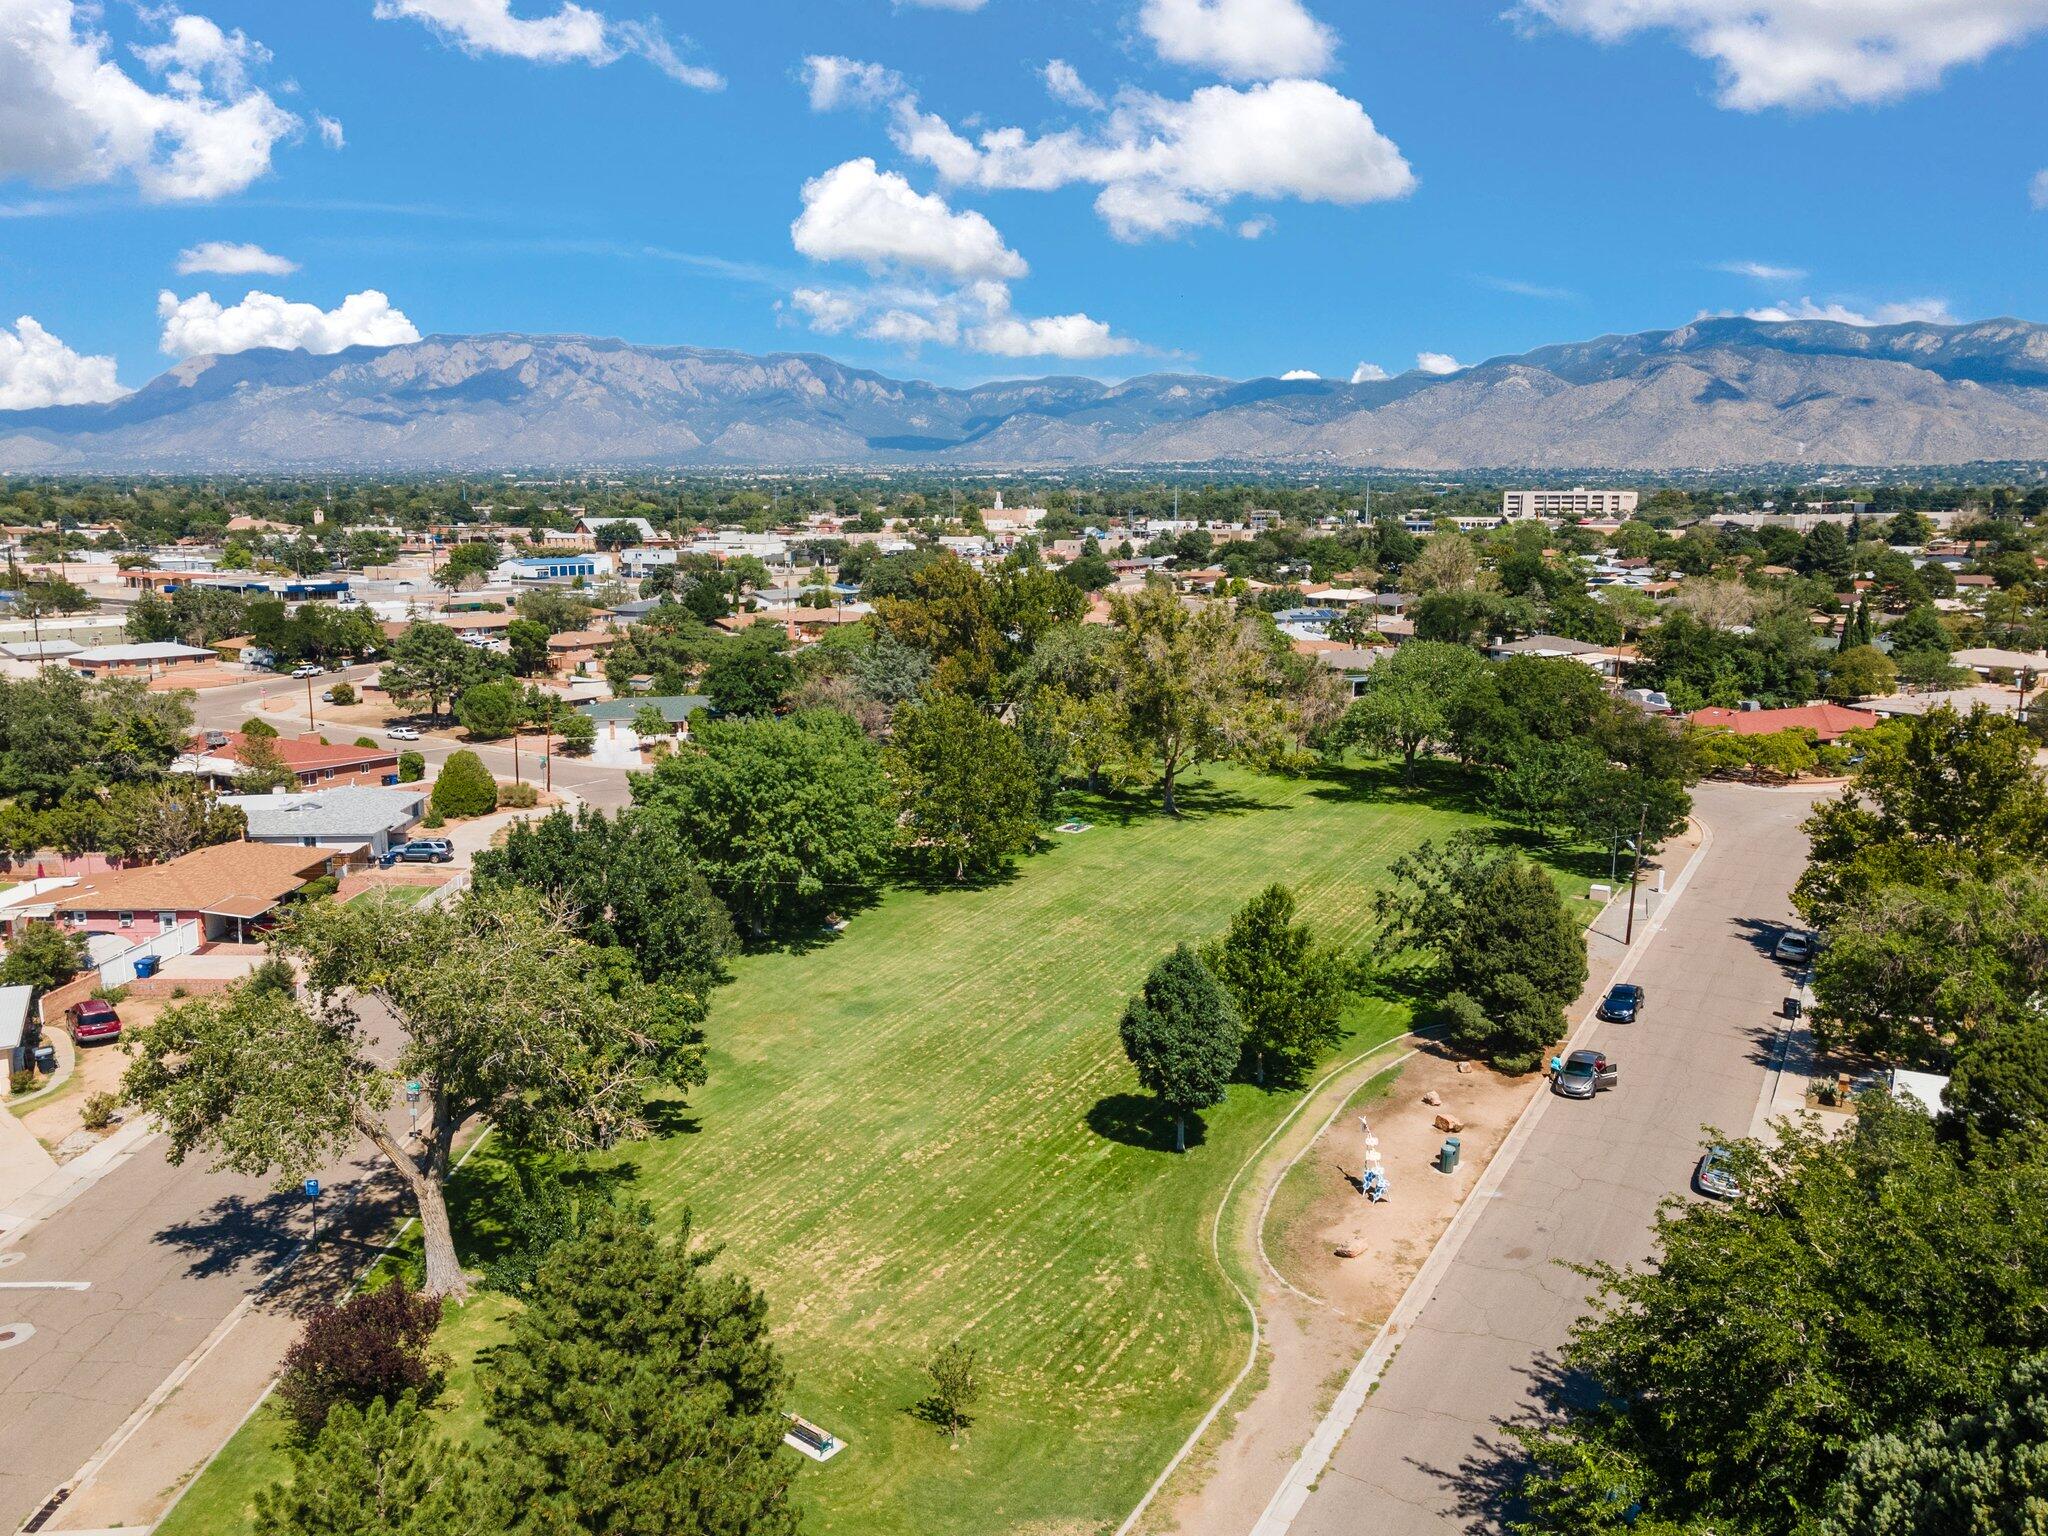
[290,664,321,679]
[388,725,422,741]
[1774,931,1814,964]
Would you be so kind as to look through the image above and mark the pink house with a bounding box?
[56,841,338,944]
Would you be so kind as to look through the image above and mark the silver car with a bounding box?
[1552,1049,1618,1099]
[1694,1145,1740,1200]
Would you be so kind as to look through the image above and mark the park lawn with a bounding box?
[170,760,1589,1536]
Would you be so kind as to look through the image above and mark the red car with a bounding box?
[68,999,122,1045]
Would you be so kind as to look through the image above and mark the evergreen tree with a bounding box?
[1203,883,1351,1087]
[255,1392,498,1536]
[1118,945,1243,1152]
[487,1212,800,1536]
[430,750,498,818]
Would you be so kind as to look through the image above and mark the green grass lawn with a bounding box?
[166,761,1587,1536]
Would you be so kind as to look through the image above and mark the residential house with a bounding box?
[547,628,618,677]
[66,641,215,678]
[54,840,339,946]
[1687,703,1880,742]
[178,730,401,789]
[1486,633,1630,678]
[221,786,428,857]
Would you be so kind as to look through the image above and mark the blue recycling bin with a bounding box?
[133,955,160,979]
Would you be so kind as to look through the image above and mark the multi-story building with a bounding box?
[1500,487,1639,521]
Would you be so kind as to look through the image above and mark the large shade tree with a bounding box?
[1119,944,1244,1152]
[123,889,708,1297]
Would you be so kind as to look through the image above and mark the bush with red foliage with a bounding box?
[276,1278,445,1438]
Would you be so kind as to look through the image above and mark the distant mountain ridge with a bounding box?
[5,315,2048,471]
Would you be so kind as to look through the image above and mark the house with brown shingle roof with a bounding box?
[180,730,400,789]
[55,841,337,945]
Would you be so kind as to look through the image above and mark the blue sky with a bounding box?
[3,0,2047,403]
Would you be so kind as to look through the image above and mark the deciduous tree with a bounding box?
[887,695,1041,881]
[1203,883,1350,1086]
[1118,944,1244,1152]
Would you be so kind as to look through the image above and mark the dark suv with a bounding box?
[1597,983,1645,1023]
[382,838,454,865]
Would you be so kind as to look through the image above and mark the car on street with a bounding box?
[388,725,422,741]
[290,663,322,679]
[1552,1048,1618,1098]
[1694,1145,1741,1199]
[68,998,122,1045]
[382,838,454,865]
[1774,930,1814,964]
[1597,983,1645,1022]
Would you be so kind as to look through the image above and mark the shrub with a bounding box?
[10,1070,36,1096]
[353,736,378,749]
[482,1161,621,1298]
[330,682,357,706]
[1493,1051,1544,1077]
[276,1278,444,1439]
[397,750,425,783]
[430,749,498,818]
[80,1091,119,1130]
[498,780,539,809]
[242,717,280,739]
[421,807,444,830]
[555,713,596,757]
[295,874,341,902]
[1441,991,1491,1056]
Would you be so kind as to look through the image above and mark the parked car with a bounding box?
[1774,930,1815,964]
[382,838,454,865]
[1694,1145,1740,1200]
[1552,1049,1618,1098]
[1597,983,1645,1023]
[290,663,321,679]
[388,725,422,741]
[68,998,122,1045]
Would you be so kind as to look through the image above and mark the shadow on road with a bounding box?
[153,1153,409,1317]
[1422,1348,1604,1532]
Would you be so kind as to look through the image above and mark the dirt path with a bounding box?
[1140,826,1704,1536]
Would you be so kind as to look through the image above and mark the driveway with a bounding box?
[1278,781,1823,1536]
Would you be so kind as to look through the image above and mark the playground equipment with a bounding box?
[1359,1115,1388,1202]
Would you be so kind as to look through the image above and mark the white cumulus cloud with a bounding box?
[315,113,345,149]
[792,157,1026,282]
[1237,215,1273,238]
[0,0,299,200]
[1280,368,1318,379]
[1513,0,2048,110]
[1717,258,1806,281]
[970,311,1135,359]
[1744,296,1955,326]
[1043,58,1104,111]
[1349,361,1387,383]
[1140,0,1337,80]
[157,288,422,358]
[1415,351,1463,374]
[802,55,905,111]
[895,77,1413,241]
[176,240,297,276]
[2032,169,2048,210]
[374,0,721,88]
[0,315,124,407]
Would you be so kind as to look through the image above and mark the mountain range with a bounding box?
[5,316,2048,472]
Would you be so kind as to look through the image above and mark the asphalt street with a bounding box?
[1284,780,1822,1536]
[0,1003,416,1534]
[184,666,636,809]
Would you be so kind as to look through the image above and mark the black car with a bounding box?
[1598,983,1645,1023]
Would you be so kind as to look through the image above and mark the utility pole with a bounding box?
[306,675,316,732]
[1623,802,1649,946]
[512,732,521,785]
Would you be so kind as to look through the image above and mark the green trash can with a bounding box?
[1439,1137,1462,1174]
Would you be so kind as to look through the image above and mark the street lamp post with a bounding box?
[1623,802,1649,946]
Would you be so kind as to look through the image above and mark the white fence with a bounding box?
[93,920,204,989]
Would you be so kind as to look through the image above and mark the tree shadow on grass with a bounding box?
[1085,1092,1209,1154]
[444,1152,645,1274]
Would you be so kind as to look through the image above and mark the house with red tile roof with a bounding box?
[178,730,400,789]
[1687,703,1881,742]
